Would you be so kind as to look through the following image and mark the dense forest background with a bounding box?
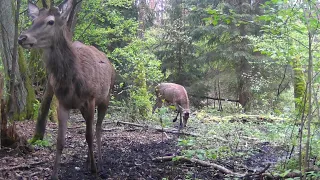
[1,0,320,179]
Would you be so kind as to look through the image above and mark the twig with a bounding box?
[163,132,170,139]
[67,125,84,129]
[0,161,47,171]
[102,127,123,132]
[154,128,199,137]
[116,121,148,128]
[29,171,41,177]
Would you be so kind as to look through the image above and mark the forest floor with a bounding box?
[0,110,289,180]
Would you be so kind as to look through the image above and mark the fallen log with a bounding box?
[152,155,234,174]
[152,155,271,178]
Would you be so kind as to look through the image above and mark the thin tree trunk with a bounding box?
[138,0,146,38]
[7,0,21,119]
[0,0,27,120]
[0,74,3,148]
[305,31,313,170]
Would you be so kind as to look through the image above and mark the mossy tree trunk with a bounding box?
[293,56,306,114]
[0,0,28,120]
[18,47,37,120]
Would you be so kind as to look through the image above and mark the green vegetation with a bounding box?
[1,0,320,178]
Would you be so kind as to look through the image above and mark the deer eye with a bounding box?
[47,20,54,25]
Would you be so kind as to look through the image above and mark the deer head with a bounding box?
[18,0,72,49]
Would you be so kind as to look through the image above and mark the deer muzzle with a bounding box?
[18,34,36,49]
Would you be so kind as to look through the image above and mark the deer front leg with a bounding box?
[51,104,69,180]
[152,98,163,114]
[80,99,97,174]
[179,112,183,130]
[173,110,179,122]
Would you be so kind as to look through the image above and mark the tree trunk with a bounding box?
[0,0,27,120]
[293,56,306,113]
[237,6,251,112]
[18,47,37,120]
[138,0,146,38]
[0,74,3,148]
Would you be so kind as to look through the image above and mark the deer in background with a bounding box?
[18,0,116,179]
[152,83,190,129]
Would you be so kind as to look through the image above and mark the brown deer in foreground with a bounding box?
[18,0,115,179]
[152,83,190,128]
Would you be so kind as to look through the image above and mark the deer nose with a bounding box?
[18,35,27,45]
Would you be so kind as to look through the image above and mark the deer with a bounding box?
[152,83,190,129]
[18,0,116,179]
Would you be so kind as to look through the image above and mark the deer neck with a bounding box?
[44,28,77,84]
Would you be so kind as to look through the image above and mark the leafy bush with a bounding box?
[111,31,164,120]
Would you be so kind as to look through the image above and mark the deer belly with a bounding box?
[53,85,89,109]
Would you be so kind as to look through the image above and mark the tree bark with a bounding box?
[0,74,3,148]
[138,0,146,38]
[0,0,27,120]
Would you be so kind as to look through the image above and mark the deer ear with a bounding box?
[58,0,72,20]
[28,2,39,20]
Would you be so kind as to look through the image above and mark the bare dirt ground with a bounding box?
[0,112,285,180]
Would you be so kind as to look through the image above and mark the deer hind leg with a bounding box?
[51,104,70,180]
[173,111,179,122]
[80,99,97,174]
[96,103,108,170]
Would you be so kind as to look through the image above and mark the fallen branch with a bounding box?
[116,121,148,128]
[67,125,84,129]
[152,155,234,174]
[117,121,200,136]
[102,127,123,132]
[154,128,199,137]
[0,161,47,171]
[153,155,272,178]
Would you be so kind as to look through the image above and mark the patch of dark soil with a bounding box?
[0,114,222,180]
[60,131,220,180]
[244,142,286,169]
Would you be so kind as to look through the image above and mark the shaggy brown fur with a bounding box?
[18,1,115,179]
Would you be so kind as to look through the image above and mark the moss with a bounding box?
[29,134,43,143]
[18,47,37,120]
[293,56,307,113]
[49,95,58,122]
